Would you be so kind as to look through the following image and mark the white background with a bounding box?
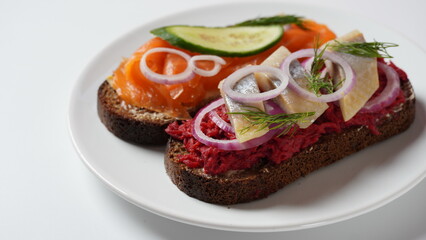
[1,0,425,239]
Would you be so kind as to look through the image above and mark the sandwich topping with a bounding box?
[108,18,336,119]
[162,19,405,175]
[166,60,408,174]
[140,47,226,84]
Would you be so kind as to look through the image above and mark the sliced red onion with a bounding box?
[192,98,279,151]
[221,65,289,103]
[209,110,235,133]
[140,47,195,85]
[280,49,355,102]
[264,100,285,115]
[361,62,401,112]
[189,55,226,77]
[208,100,283,134]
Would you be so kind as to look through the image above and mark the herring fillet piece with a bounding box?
[327,30,379,121]
[220,74,269,143]
[255,46,328,128]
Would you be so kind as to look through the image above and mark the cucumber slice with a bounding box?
[150,25,283,57]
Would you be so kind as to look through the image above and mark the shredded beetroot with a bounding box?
[165,61,408,175]
[389,62,409,82]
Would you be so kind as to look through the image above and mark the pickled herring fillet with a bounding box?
[327,30,379,121]
[255,46,328,128]
[221,74,269,143]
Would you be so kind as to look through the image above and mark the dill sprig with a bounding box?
[227,106,315,136]
[331,40,398,58]
[234,15,306,29]
[305,41,343,96]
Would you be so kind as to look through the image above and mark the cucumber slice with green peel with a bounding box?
[150,25,283,57]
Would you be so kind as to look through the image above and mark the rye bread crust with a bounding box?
[97,81,220,145]
[97,81,174,145]
[164,80,415,205]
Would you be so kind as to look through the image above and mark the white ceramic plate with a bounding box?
[68,2,426,232]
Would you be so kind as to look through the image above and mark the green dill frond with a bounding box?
[227,106,315,136]
[331,40,398,58]
[234,15,306,29]
[304,39,340,96]
[305,72,345,96]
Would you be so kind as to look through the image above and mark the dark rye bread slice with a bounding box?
[97,81,174,145]
[97,80,220,145]
[165,80,415,205]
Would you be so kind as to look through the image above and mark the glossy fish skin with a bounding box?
[255,46,328,128]
[221,74,269,143]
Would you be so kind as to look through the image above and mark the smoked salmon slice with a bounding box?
[109,20,336,119]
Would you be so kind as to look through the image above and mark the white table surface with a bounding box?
[1,0,425,239]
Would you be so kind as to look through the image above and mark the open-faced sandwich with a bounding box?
[98,15,415,205]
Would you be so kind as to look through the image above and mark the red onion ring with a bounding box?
[361,62,401,112]
[192,98,280,151]
[280,49,355,102]
[264,100,285,115]
[189,55,226,77]
[221,65,289,103]
[209,110,235,133]
[140,47,195,85]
